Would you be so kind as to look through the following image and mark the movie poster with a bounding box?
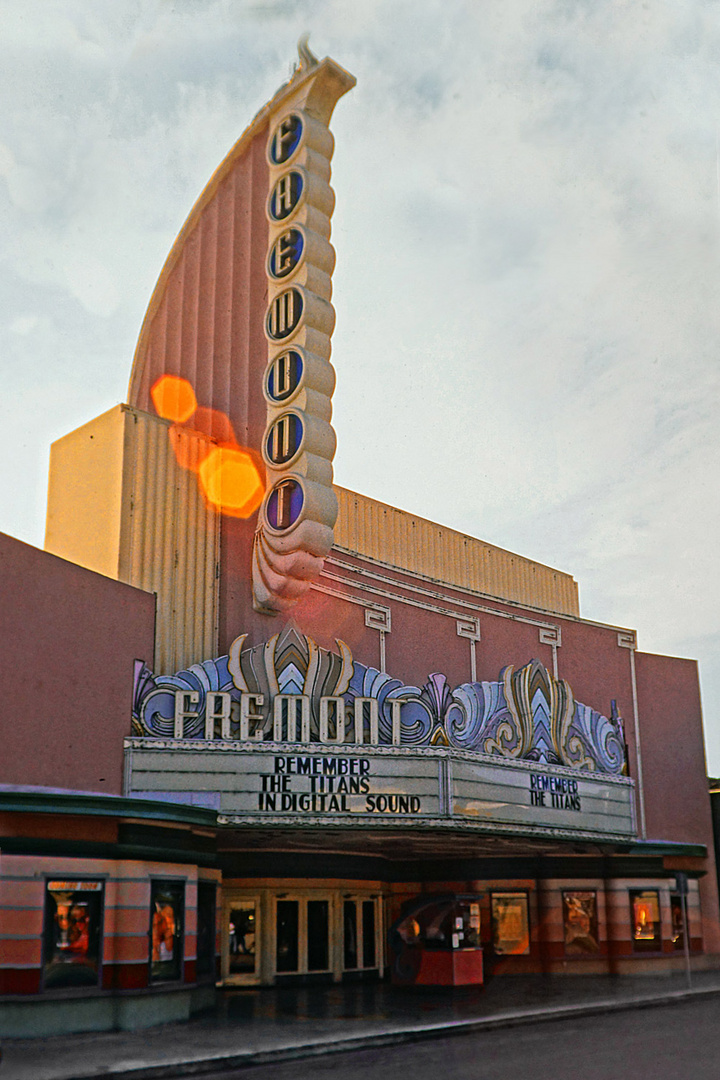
[562,891,599,955]
[150,880,184,982]
[43,880,103,989]
[491,892,530,955]
[630,889,661,952]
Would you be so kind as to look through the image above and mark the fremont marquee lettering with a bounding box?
[257,755,422,815]
[529,773,581,812]
[169,690,405,745]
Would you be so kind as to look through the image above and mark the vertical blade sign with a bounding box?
[253,64,352,613]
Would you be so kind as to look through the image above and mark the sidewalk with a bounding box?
[4,971,720,1080]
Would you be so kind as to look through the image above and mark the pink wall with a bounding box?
[637,652,710,843]
[129,129,270,453]
[635,650,720,952]
[0,532,156,794]
[128,126,272,652]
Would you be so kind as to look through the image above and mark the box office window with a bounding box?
[43,879,104,990]
[491,892,530,955]
[562,891,599,956]
[395,897,480,952]
[630,889,661,953]
[454,899,481,949]
[150,880,184,982]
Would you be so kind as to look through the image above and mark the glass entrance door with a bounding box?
[222,889,384,985]
[343,896,380,974]
[274,894,332,979]
[223,898,260,984]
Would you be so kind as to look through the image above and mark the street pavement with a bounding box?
[195,995,720,1080]
[3,971,720,1080]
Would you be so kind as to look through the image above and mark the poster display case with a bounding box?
[491,892,530,955]
[562,891,599,956]
[150,880,185,983]
[630,889,662,953]
[42,879,104,989]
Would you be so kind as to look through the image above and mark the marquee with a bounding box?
[125,626,636,841]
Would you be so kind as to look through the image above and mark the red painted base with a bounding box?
[396,948,484,987]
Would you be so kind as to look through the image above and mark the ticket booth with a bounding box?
[389,894,484,987]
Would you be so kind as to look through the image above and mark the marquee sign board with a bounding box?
[125,627,636,842]
[124,742,635,840]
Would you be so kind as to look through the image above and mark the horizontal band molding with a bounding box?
[0,790,218,826]
[0,837,218,866]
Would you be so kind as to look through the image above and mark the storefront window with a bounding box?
[562,891,599,955]
[43,879,103,989]
[196,881,217,979]
[150,880,184,982]
[670,894,685,951]
[491,892,530,955]
[630,889,661,952]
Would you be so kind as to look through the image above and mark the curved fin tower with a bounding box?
[44,41,578,683]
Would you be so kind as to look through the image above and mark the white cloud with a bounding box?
[9,314,38,335]
[1,0,720,765]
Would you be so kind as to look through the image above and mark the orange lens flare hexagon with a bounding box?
[198,446,265,518]
[169,407,237,472]
[151,373,265,519]
[151,375,197,424]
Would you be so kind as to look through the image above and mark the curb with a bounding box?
[53,983,720,1080]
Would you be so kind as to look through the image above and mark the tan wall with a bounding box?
[333,487,580,617]
[45,405,219,674]
[45,407,127,580]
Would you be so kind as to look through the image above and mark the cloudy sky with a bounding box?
[2,1,720,768]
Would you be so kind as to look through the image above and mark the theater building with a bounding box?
[1,46,719,1036]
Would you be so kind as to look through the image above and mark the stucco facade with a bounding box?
[2,46,718,1036]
